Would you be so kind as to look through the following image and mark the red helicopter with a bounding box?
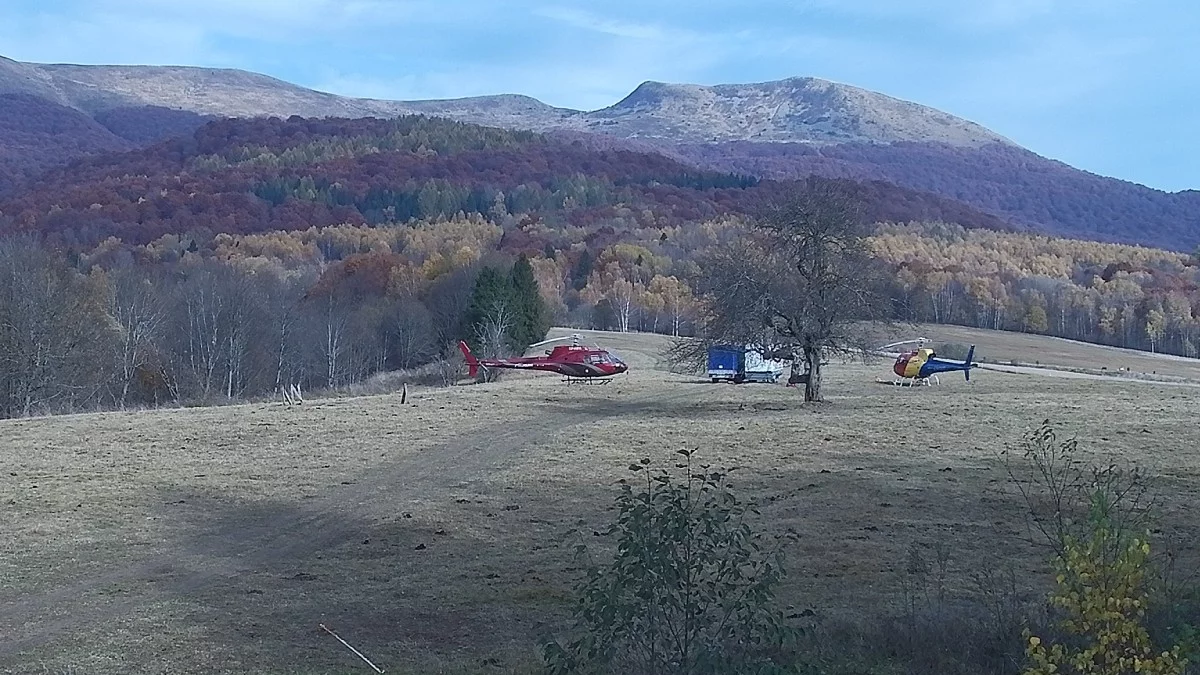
[457,334,629,382]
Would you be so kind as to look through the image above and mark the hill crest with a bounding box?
[0,55,1008,148]
[2,55,1197,251]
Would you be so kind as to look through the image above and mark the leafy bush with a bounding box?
[1006,422,1190,675]
[1023,524,1186,674]
[543,450,797,675]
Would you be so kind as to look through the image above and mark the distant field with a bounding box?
[2,327,1199,674]
[876,323,1200,381]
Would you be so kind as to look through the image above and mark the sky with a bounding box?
[2,0,1197,192]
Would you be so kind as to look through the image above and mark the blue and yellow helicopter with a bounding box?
[877,338,976,386]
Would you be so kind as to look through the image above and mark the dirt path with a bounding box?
[0,379,689,663]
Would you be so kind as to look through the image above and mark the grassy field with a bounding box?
[890,322,1200,381]
[2,327,1200,674]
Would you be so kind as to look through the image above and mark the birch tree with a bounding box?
[0,237,114,417]
[110,270,166,407]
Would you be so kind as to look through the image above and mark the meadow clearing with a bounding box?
[2,328,1200,674]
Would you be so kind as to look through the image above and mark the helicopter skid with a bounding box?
[563,376,613,385]
[874,375,940,387]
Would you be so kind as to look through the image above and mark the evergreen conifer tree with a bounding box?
[570,249,593,291]
[509,254,550,348]
[461,257,548,353]
[462,266,512,351]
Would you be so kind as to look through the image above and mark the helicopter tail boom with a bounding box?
[457,341,480,379]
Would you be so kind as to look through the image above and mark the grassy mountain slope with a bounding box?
[2,57,1005,147]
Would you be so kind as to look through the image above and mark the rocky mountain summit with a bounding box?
[2,54,1195,250]
[584,78,1013,146]
[0,56,1009,148]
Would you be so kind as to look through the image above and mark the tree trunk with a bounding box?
[803,345,822,402]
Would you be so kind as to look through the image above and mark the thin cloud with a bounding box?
[535,6,670,40]
[4,0,453,56]
[796,0,1135,31]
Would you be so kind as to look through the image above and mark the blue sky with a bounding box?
[2,0,1196,191]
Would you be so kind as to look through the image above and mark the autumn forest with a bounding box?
[1,115,1198,418]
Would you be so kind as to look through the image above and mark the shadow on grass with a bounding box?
[0,484,566,674]
[151,490,570,674]
[9,403,1200,675]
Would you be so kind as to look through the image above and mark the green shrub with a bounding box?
[543,450,797,675]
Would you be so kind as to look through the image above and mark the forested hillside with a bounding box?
[0,94,215,197]
[674,141,1200,251]
[872,222,1200,357]
[0,115,1008,248]
[0,94,132,195]
[2,115,1199,419]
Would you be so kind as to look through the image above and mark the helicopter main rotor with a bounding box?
[527,334,583,350]
[875,337,928,354]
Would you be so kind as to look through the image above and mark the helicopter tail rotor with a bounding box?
[963,345,975,381]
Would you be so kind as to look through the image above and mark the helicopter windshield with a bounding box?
[586,351,624,365]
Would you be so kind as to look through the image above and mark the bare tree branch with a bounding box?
[671,177,892,401]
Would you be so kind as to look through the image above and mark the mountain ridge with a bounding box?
[594,77,1015,147]
[0,55,1010,148]
[1,54,1196,250]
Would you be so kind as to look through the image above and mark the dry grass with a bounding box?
[2,326,1200,674]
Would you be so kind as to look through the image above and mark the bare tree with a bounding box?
[0,236,115,416]
[319,293,350,389]
[218,271,265,399]
[474,300,513,382]
[677,178,888,402]
[261,272,310,395]
[391,298,437,369]
[173,267,227,399]
[110,270,166,408]
[345,298,389,384]
[425,264,478,347]
[166,262,272,401]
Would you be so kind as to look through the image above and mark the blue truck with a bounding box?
[706,345,785,383]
